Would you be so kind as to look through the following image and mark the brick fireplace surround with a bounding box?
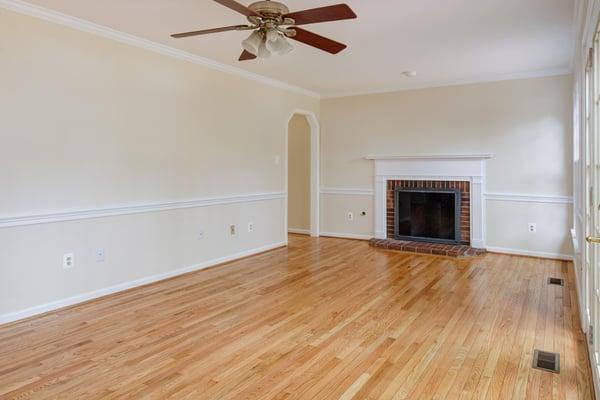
[386,180,471,245]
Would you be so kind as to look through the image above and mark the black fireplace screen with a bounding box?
[394,188,461,244]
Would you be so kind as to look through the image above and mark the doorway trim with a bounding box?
[285,109,320,238]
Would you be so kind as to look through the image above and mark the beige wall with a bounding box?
[0,9,318,319]
[320,75,573,256]
[0,8,575,320]
[287,115,311,231]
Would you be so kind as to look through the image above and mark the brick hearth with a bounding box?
[369,238,486,258]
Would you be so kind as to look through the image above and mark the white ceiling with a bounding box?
[21,0,575,97]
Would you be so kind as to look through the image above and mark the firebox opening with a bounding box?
[394,188,461,245]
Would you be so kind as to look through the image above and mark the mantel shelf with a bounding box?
[365,154,494,161]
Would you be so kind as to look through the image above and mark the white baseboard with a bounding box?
[486,246,573,261]
[591,345,600,400]
[288,228,310,235]
[571,228,580,254]
[470,239,485,249]
[319,232,373,241]
[0,241,287,325]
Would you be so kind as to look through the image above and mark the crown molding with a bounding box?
[571,0,585,71]
[0,0,320,99]
[0,0,575,102]
[322,67,573,99]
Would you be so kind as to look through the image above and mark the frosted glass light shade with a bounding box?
[265,29,293,55]
[242,31,262,55]
[257,39,271,58]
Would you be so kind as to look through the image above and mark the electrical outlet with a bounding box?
[230,225,236,235]
[528,223,537,233]
[347,212,354,221]
[63,253,74,269]
[95,248,105,263]
[198,230,205,240]
[248,222,254,232]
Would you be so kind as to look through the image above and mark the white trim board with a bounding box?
[0,192,285,228]
[284,109,321,238]
[319,232,372,241]
[365,154,494,161]
[288,228,310,235]
[0,0,319,99]
[320,187,574,204]
[0,241,287,325]
[485,193,573,204]
[320,188,375,196]
[316,232,573,262]
[322,68,573,99]
[485,246,573,261]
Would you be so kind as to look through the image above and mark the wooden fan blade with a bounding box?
[171,25,248,38]
[239,50,257,61]
[284,4,356,26]
[213,0,259,17]
[288,27,347,54]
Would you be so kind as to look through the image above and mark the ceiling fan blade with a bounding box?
[284,4,356,26]
[239,50,257,61]
[171,25,248,38]
[288,27,347,54]
[213,0,260,17]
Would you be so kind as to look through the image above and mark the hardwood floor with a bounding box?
[0,234,594,399]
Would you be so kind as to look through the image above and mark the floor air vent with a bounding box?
[547,277,564,286]
[532,350,560,373]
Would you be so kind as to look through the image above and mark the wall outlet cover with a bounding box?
[95,248,105,263]
[63,253,74,269]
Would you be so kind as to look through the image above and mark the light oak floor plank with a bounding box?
[0,235,594,399]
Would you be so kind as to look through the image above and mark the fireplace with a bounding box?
[387,180,471,245]
[367,154,492,249]
[394,188,461,244]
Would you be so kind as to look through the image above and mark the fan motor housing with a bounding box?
[249,1,290,18]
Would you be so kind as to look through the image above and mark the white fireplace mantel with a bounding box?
[365,154,494,161]
[366,154,494,248]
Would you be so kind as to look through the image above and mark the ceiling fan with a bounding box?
[171,0,357,61]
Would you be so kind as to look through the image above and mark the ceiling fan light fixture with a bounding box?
[171,0,357,62]
[242,30,263,55]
